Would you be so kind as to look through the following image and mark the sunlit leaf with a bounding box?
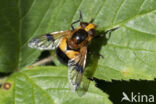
[0,66,112,104]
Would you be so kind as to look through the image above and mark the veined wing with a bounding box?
[68,46,89,95]
[28,31,71,50]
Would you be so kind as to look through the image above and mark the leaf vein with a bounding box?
[18,0,22,69]
[71,0,84,23]
[133,51,153,70]
[124,25,156,36]
[112,0,125,24]
[107,43,156,53]
[22,0,53,47]
[138,0,146,13]
[20,0,37,19]
[2,15,18,36]
[20,72,54,103]
[94,0,107,19]
[105,9,156,30]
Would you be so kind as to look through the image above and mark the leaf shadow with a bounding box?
[94,78,156,103]
[86,27,119,78]
[86,29,112,78]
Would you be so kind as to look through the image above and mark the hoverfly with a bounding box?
[28,11,96,95]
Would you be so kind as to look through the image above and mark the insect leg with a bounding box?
[89,18,94,23]
[105,26,120,38]
[105,26,119,34]
[71,20,80,30]
[94,26,120,39]
[71,11,83,30]
[79,10,83,21]
[88,77,94,81]
[98,53,104,59]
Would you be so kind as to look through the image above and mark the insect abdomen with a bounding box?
[56,37,80,65]
[56,47,69,65]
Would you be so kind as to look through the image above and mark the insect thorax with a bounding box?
[71,29,88,44]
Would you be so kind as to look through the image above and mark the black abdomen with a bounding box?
[56,47,69,65]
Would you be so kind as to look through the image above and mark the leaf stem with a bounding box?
[32,56,53,66]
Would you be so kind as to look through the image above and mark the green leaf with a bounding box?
[93,0,156,80]
[0,0,156,79]
[0,0,104,72]
[0,0,156,103]
[0,66,112,104]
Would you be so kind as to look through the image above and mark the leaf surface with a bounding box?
[0,66,111,104]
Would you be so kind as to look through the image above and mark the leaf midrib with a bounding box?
[102,9,156,30]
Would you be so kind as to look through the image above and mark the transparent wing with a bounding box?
[68,46,88,95]
[28,31,71,50]
[77,76,91,96]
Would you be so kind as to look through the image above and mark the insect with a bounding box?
[28,11,96,95]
